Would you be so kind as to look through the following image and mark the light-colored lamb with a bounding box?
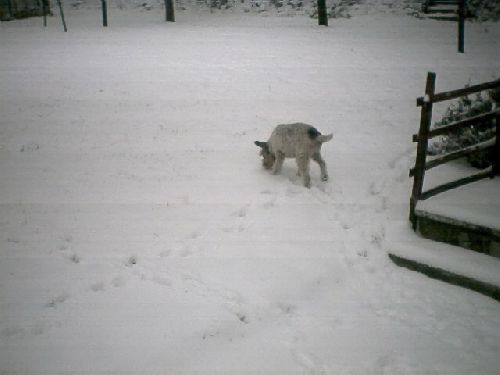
[255,123,333,188]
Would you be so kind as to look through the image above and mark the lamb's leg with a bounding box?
[296,154,311,188]
[312,152,328,181]
[272,151,285,175]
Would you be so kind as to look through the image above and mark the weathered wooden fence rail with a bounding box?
[409,72,500,228]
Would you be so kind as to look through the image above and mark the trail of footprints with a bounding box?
[2,186,315,359]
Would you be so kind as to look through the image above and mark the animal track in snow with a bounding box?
[19,142,40,153]
[68,253,81,264]
[158,249,172,258]
[152,274,172,286]
[90,282,105,292]
[188,229,202,240]
[223,206,251,233]
[1,325,25,338]
[183,274,250,325]
[232,206,248,219]
[260,189,278,208]
[58,234,73,251]
[235,311,250,324]
[46,293,70,308]
[111,275,126,288]
[275,301,297,315]
[126,255,138,267]
[178,246,193,258]
[288,334,329,375]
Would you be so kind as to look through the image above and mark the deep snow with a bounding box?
[1,5,500,374]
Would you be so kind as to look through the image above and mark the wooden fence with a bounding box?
[422,0,466,52]
[409,72,500,228]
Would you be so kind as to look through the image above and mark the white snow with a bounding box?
[1,5,500,374]
[387,222,500,287]
[418,177,500,231]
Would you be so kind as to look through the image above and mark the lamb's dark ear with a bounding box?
[255,141,268,150]
[307,127,321,139]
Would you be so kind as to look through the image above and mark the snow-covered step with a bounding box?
[414,178,500,257]
[387,236,500,302]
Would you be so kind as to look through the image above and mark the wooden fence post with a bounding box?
[410,72,436,228]
[56,0,67,32]
[318,0,328,26]
[40,0,48,27]
[421,0,429,14]
[101,0,108,27]
[165,0,175,22]
[458,0,465,53]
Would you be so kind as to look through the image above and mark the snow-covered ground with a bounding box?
[1,6,500,374]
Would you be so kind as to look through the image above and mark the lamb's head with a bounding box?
[254,141,275,170]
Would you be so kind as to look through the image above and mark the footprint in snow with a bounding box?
[19,142,40,153]
[1,326,25,338]
[152,274,172,286]
[46,293,70,308]
[232,206,248,218]
[58,234,73,251]
[90,282,105,292]
[179,245,193,257]
[112,275,126,288]
[188,230,202,240]
[68,253,81,264]
[158,249,172,258]
[126,255,138,267]
[276,302,296,315]
[235,311,250,324]
[288,334,329,374]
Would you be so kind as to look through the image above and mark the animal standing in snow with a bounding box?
[255,123,333,188]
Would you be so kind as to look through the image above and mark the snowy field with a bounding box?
[1,5,500,374]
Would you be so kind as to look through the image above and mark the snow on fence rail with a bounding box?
[409,72,500,228]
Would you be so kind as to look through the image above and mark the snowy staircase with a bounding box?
[392,73,500,302]
[389,179,500,302]
[391,180,500,302]
[422,0,461,21]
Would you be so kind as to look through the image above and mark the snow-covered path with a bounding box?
[1,9,500,373]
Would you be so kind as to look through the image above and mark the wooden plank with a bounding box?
[413,110,498,142]
[428,110,498,139]
[318,0,328,26]
[428,15,458,21]
[388,253,500,302]
[431,0,459,4]
[458,0,465,53]
[409,138,495,177]
[417,79,500,106]
[427,8,457,14]
[101,0,108,27]
[420,169,492,201]
[56,0,67,32]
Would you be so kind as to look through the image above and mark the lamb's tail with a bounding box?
[317,134,333,143]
